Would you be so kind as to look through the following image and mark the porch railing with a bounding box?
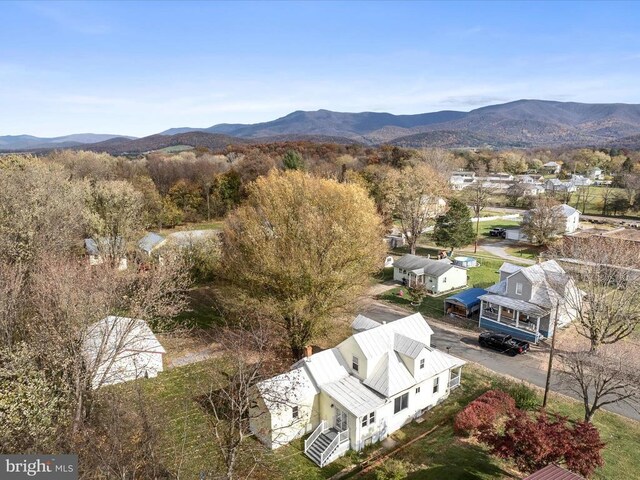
[481,311,538,332]
[304,420,326,452]
[320,428,349,467]
[449,376,461,389]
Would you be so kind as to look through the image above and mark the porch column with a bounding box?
[536,316,541,333]
[515,311,520,328]
[497,305,502,324]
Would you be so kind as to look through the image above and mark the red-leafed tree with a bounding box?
[478,410,605,478]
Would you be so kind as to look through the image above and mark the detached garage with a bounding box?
[444,288,487,318]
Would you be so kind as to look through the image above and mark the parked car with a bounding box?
[489,227,506,238]
[478,332,529,356]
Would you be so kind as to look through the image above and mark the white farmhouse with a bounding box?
[393,254,468,294]
[84,237,128,270]
[83,316,166,389]
[249,313,465,466]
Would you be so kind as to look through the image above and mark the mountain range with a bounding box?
[4,100,640,153]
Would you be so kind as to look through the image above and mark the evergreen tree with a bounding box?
[432,198,474,254]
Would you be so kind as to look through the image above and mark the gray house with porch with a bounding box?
[478,260,582,344]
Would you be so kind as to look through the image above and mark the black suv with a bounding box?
[489,227,506,238]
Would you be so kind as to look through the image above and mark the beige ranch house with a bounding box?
[250,313,465,467]
[393,254,468,294]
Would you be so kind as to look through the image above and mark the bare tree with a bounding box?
[463,182,496,253]
[521,196,566,246]
[553,237,640,350]
[203,324,293,480]
[560,348,640,422]
[386,164,449,254]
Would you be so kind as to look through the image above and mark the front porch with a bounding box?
[478,295,548,344]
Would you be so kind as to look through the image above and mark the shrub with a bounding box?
[454,389,515,436]
[454,401,497,436]
[375,459,408,480]
[478,410,605,478]
[506,383,538,411]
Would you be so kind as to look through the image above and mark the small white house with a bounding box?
[249,313,465,466]
[83,316,165,389]
[393,254,468,294]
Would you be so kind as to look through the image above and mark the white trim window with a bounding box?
[415,386,421,394]
[515,282,523,295]
[419,358,425,369]
[394,393,409,414]
[352,356,359,373]
[292,406,299,419]
[433,376,440,394]
[362,411,376,427]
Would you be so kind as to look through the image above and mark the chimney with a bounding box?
[304,345,313,359]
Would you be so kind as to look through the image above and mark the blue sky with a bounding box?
[1,0,639,137]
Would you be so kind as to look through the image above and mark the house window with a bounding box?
[443,277,447,283]
[416,386,421,394]
[292,406,299,419]
[362,411,376,427]
[515,282,523,295]
[352,356,359,372]
[433,377,440,394]
[420,358,425,369]
[394,393,409,414]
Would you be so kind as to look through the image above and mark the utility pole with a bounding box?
[543,302,560,408]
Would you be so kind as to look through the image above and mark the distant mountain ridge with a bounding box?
[5,100,640,153]
[155,100,640,148]
[0,133,135,151]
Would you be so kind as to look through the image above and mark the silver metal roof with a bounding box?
[138,232,165,253]
[258,367,319,413]
[351,314,381,332]
[364,351,417,397]
[321,375,385,417]
[393,333,427,359]
[393,254,455,277]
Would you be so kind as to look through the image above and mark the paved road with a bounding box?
[362,300,640,422]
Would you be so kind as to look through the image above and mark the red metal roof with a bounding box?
[523,464,584,480]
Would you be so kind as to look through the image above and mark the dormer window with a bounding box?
[352,356,359,372]
[419,358,425,369]
[515,282,523,295]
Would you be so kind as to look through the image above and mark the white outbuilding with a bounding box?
[83,316,166,389]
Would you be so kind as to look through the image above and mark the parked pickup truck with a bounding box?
[478,332,530,356]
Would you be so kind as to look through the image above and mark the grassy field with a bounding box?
[159,219,225,235]
[128,359,640,480]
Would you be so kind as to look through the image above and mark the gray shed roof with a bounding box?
[84,237,124,256]
[138,232,165,253]
[393,254,454,277]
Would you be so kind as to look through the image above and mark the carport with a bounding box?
[444,288,487,318]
